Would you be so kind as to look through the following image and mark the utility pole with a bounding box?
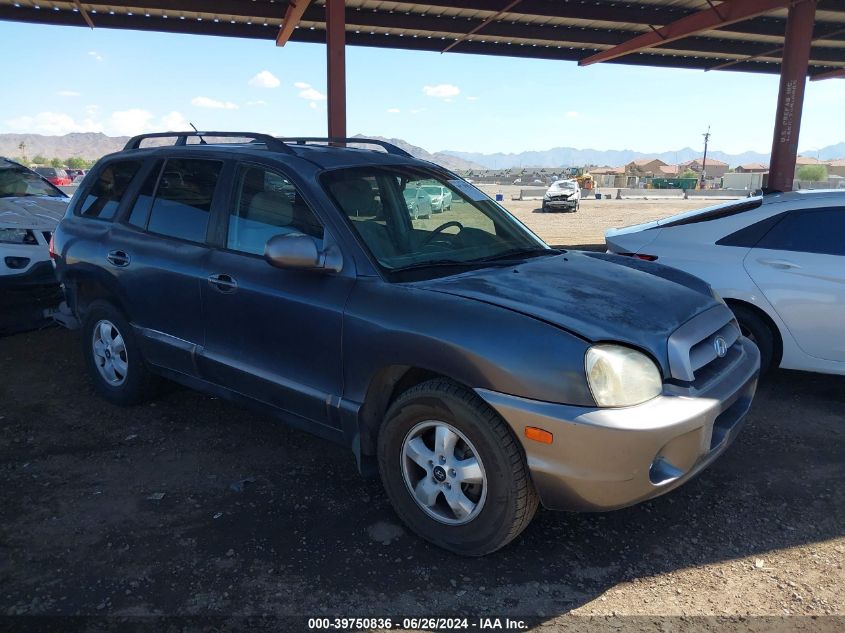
[18,141,27,164]
[701,125,711,186]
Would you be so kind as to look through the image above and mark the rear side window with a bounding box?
[226,164,323,255]
[78,160,142,220]
[127,161,164,228]
[755,208,845,256]
[146,159,223,243]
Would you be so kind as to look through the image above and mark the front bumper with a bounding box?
[0,260,59,288]
[476,338,760,511]
[544,197,577,210]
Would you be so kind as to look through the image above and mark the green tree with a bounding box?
[66,157,88,169]
[680,169,698,179]
[797,164,828,181]
[32,155,48,165]
[49,157,64,168]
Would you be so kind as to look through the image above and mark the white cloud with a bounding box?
[106,109,155,136]
[466,96,479,101]
[191,96,239,110]
[5,112,100,136]
[295,83,326,102]
[423,84,460,99]
[160,111,190,130]
[566,111,579,118]
[249,70,280,88]
[88,51,103,62]
[386,108,400,114]
[58,90,80,97]
[309,102,317,110]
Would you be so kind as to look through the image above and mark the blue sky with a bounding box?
[2,21,843,156]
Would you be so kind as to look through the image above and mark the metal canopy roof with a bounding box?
[1,0,844,76]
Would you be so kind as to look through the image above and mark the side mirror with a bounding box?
[264,233,342,272]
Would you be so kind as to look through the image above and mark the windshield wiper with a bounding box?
[390,259,505,273]
[475,247,560,262]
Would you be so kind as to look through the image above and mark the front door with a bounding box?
[744,206,845,362]
[199,162,354,428]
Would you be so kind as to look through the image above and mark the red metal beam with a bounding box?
[579,0,793,67]
[810,67,845,80]
[442,0,523,53]
[73,0,95,29]
[276,0,313,47]
[326,0,346,139]
[768,0,817,192]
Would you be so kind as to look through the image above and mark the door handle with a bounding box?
[106,250,130,267]
[207,273,238,293]
[758,258,800,270]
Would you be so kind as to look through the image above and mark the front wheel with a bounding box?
[378,379,538,556]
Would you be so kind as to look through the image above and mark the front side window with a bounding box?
[322,166,548,274]
[146,159,222,242]
[756,208,845,256]
[78,160,142,219]
[226,165,323,255]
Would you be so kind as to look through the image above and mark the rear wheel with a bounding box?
[378,379,538,556]
[731,304,776,373]
[82,301,160,405]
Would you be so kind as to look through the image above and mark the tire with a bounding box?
[731,304,776,373]
[82,300,160,405]
[378,378,538,556]
[541,202,548,213]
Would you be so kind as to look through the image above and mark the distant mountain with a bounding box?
[0,132,129,161]
[441,144,845,170]
[353,134,484,171]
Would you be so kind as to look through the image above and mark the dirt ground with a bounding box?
[1,326,843,630]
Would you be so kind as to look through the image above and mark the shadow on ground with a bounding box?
[1,328,843,625]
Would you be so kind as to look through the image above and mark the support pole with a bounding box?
[768,0,817,192]
[326,0,346,139]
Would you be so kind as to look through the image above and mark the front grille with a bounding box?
[667,305,740,383]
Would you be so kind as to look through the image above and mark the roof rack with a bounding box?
[279,137,413,158]
[123,131,296,155]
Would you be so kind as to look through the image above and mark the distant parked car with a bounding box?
[606,190,845,375]
[403,185,433,219]
[0,158,68,287]
[420,184,453,212]
[34,167,72,186]
[542,179,581,212]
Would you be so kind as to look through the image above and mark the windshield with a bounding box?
[552,180,577,190]
[322,166,549,274]
[0,163,66,198]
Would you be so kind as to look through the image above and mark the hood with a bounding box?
[0,196,68,230]
[414,251,716,372]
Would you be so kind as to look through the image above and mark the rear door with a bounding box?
[743,206,845,362]
[110,156,228,375]
[199,161,354,429]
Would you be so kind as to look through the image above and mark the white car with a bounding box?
[542,179,581,212]
[605,190,845,375]
[419,184,453,213]
[0,158,69,287]
[402,185,433,220]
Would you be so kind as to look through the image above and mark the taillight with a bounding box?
[48,234,57,260]
[618,252,658,262]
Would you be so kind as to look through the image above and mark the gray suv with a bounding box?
[52,132,760,555]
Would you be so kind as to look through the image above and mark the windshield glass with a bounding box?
[553,180,576,190]
[0,163,65,198]
[322,166,548,273]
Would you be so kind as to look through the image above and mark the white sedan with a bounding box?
[605,190,845,375]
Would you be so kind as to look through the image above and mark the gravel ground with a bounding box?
[1,327,843,631]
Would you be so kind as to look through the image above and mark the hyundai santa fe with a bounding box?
[52,132,760,555]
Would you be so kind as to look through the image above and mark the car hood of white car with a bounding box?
[0,196,69,231]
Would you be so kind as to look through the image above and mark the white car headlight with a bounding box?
[585,344,662,407]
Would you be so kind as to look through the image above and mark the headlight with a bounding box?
[0,228,35,244]
[585,344,662,407]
